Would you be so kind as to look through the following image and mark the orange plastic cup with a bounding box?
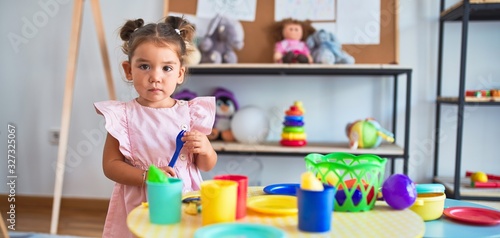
[200,180,238,226]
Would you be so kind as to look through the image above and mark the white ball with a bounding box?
[231,106,270,144]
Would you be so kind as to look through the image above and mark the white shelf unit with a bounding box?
[188,63,412,174]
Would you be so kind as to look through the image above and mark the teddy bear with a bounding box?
[198,14,245,64]
[306,29,355,64]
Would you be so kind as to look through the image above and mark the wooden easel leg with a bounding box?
[0,211,9,238]
[90,0,116,100]
[50,0,84,234]
[163,0,170,17]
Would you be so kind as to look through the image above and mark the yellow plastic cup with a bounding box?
[213,174,248,219]
[201,180,238,226]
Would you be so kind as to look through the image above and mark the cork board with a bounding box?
[168,0,399,64]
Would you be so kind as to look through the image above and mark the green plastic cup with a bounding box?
[146,178,183,224]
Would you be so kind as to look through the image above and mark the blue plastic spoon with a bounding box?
[168,130,186,168]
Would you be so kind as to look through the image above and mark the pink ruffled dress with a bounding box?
[275,39,310,56]
[94,97,215,238]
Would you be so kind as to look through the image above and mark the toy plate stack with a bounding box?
[280,101,306,147]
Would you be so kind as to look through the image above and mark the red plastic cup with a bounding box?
[213,174,248,219]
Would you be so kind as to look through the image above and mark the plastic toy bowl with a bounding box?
[304,152,387,212]
[409,184,446,221]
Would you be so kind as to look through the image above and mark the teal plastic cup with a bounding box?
[146,178,183,224]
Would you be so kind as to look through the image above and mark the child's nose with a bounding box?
[149,69,163,82]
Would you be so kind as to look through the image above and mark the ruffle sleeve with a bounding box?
[94,101,131,159]
[188,97,216,135]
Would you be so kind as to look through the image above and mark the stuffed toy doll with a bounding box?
[272,18,315,64]
[198,14,245,64]
[306,29,355,64]
[208,87,239,142]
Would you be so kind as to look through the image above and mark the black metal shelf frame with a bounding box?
[441,2,500,21]
[189,65,412,174]
[433,0,500,201]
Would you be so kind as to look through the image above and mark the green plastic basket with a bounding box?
[304,152,387,212]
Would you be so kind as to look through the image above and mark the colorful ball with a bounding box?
[347,119,394,149]
[348,120,380,148]
[382,174,417,210]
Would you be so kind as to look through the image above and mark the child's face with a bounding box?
[122,41,185,108]
[282,23,303,41]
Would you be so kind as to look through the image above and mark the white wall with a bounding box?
[0,0,498,199]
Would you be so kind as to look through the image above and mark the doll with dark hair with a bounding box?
[272,18,315,64]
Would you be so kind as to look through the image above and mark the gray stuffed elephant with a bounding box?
[306,29,355,64]
[199,15,245,64]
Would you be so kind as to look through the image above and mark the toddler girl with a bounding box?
[94,16,217,237]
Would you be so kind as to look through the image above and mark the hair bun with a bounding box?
[164,16,195,43]
[120,18,145,41]
[134,18,144,28]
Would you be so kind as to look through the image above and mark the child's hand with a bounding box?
[159,166,176,177]
[181,130,212,156]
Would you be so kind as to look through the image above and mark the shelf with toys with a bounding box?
[434,170,500,201]
[438,88,500,105]
[187,63,412,175]
[188,63,411,76]
[433,0,500,201]
[210,141,404,157]
[438,97,500,104]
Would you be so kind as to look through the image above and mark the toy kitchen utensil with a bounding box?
[168,130,186,168]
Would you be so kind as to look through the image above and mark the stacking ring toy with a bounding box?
[283,121,304,127]
[285,110,302,116]
[283,127,305,133]
[284,116,303,122]
[280,139,307,146]
[281,132,306,141]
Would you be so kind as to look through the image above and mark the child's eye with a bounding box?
[139,64,150,70]
[163,66,173,72]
